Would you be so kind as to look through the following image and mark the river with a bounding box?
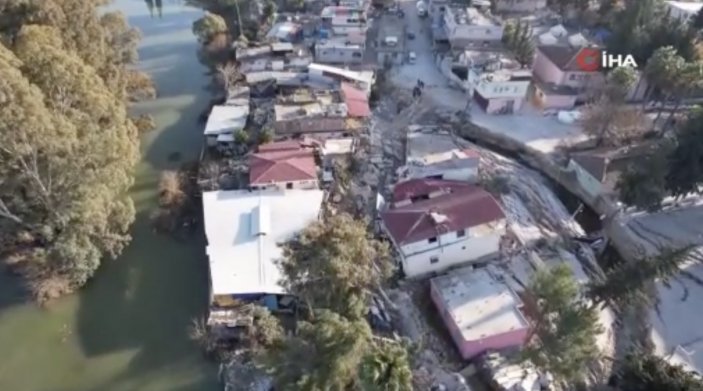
[0,0,219,390]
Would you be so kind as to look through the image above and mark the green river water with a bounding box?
[0,1,219,390]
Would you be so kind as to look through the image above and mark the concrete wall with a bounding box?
[485,97,524,114]
[250,179,319,191]
[400,221,506,277]
[430,280,529,360]
[495,0,547,12]
[532,50,564,85]
[407,165,479,182]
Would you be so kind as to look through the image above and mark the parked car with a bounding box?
[408,51,417,64]
[407,32,416,40]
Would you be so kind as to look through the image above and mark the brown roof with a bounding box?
[538,45,594,72]
[392,178,476,204]
[382,179,505,245]
[257,140,304,152]
[275,117,347,135]
[249,148,317,185]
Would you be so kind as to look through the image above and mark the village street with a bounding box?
[367,0,703,376]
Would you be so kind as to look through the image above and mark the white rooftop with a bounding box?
[667,1,703,13]
[308,63,375,86]
[204,105,249,136]
[202,189,324,296]
[322,138,355,156]
[431,267,529,342]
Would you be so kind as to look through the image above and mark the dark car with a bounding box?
[407,32,416,40]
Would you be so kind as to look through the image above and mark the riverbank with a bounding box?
[0,1,218,390]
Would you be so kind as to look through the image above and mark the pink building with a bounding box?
[531,45,605,109]
[431,266,529,360]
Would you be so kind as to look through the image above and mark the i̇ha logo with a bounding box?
[575,48,638,71]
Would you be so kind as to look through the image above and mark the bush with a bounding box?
[234,129,249,145]
[133,114,156,133]
[483,176,511,195]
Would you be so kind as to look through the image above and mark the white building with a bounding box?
[459,51,532,114]
[203,105,249,148]
[399,127,480,182]
[443,7,503,50]
[307,63,375,94]
[314,37,365,65]
[202,189,324,307]
[380,179,507,278]
[665,1,703,21]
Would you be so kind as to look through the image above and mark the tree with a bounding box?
[616,352,703,390]
[665,108,703,198]
[233,129,249,145]
[278,213,392,320]
[616,146,669,211]
[644,46,685,121]
[259,310,412,391]
[192,12,228,43]
[522,264,601,382]
[582,67,646,146]
[260,310,372,390]
[359,339,414,391]
[0,23,140,300]
[502,20,534,67]
[692,6,703,31]
[587,247,695,307]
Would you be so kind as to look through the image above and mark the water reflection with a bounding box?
[145,0,153,17]
[144,0,163,18]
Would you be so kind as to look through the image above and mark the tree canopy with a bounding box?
[616,352,703,391]
[278,213,392,320]
[192,11,228,43]
[259,310,413,391]
[0,0,149,300]
[522,264,601,382]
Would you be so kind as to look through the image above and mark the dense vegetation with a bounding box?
[0,0,153,301]
[259,213,414,390]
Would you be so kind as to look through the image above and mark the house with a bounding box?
[531,45,605,109]
[203,105,249,148]
[477,351,553,390]
[398,127,480,182]
[314,35,366,65]
[442,7,503,50]
[249,141,318,190]
[320,6,368,36]
[275,117,352,139]
[431,266,530,359]
[320,137,356,182]
[665,1,703,21]
[308,63,376,94]
[494,0,547,13]
[380,179,507,277]
[567,142,659,199]
[376,14,406,66]
[202,189,325,309]
[341,82,371,118]
[273,90,350,139]
[458,50,532,114]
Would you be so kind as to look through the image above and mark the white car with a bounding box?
[408,51,417,64]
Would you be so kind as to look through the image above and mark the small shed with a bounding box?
[549,24,567,38]
[538,32,558,45]
[568,33,588,47]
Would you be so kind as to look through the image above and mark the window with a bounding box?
[352,52,362,58]
[457,229,466,238]
[569,74,576,81]
[286,183,293,189]
[430,256,439,264]
[485,29,491,34]
[428,237,438,244]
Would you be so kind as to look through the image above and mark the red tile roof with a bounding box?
[249,147,317,185]
[341,82,371,118]
[382,179,505,245]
